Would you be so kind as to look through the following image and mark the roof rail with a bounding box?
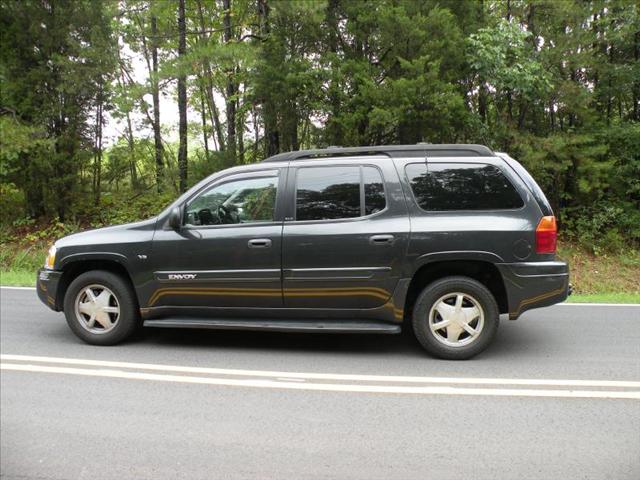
[262,144,493,162]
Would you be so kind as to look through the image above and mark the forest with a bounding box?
[0,0,639,294]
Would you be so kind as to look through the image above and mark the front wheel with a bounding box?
[63,270,139,345]
[412,276,499,360]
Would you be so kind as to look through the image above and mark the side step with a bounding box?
[143,317,401,334]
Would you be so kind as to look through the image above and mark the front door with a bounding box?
[282,161,409,309]
[149,169,284,309]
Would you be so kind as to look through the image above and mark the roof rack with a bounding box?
[262,144,493,163]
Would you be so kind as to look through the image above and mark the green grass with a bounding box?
[565,293,640,304]
[1,269,37,286]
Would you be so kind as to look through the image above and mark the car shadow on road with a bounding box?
[130,316,550,361]
[27,309,552,362]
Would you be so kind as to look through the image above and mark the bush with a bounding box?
[560,202,640,255]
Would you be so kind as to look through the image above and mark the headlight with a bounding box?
[44,245,57,270]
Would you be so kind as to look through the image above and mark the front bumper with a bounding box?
[37,269,63,311]
[496,261,570,320]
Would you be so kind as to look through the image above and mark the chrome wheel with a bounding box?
[74,284,120,334]
[428,292,484,347]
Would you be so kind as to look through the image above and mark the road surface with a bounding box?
[1,287,639,479]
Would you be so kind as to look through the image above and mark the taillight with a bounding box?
[536,216,557,254]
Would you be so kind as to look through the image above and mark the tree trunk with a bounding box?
[606,37,615,126]
[251,105,260,159]
[634,31,640,121]
[478,84,487,124]
[177,0,188,193]
[151,14,164,192]
[125,110,138,189]
[93,85,103,207]
[198,81,211,159]
[326,0,343,145]
[223,0,236,166]
[196,0,225,151]
[257,0,278,156]
[236,89,245,164]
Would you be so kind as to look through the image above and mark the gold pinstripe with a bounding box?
[147,286,392,307]
[510,285,567,318]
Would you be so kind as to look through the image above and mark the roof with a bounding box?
[262,144,494,163]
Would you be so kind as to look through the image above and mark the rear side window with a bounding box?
[405,163,524,211]
[499,153,553,216]
[295,165,386,221]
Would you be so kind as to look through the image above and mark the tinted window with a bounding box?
[296,167,360,221]
[364,166,386,215]
[295,165,387,221]
[185,174,278,226]
[406,163,524,211]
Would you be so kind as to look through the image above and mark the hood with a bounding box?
[55,217,158,249]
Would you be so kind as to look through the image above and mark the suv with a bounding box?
[37,144,570,359]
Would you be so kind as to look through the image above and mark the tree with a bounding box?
[0,0,117,219]
[177,0,188,192]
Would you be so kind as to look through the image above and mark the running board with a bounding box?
[143,318,401,334]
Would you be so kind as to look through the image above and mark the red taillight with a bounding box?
[536,216,557,254]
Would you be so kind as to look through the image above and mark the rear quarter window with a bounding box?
[406,162,524,211]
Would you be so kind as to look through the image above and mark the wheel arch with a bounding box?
[404,259,508,321]
[55,256,136,311]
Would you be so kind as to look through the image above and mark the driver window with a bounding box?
[184,174,279,226]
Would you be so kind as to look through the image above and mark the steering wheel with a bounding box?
[197,208,217,225]
[217,204,237,224]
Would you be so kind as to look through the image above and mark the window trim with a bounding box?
[291,163,388,224]
[182,169,283,229]
[405,161,526,214]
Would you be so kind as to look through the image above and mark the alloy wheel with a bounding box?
[74,284,120,334]
[428,292,485,347]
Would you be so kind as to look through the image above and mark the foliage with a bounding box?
[0,0,639,252]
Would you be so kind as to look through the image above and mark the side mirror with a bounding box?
[168,207,182,230]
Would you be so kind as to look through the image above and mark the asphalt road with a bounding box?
[1,287,639,480]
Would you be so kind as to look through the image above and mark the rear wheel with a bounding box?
[63,270,139,345]
[412,276,499,360]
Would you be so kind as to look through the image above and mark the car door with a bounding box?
[149,168,285,310]
[281,158,410,309]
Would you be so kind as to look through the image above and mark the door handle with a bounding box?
[248,238,272,248]
[369,234,395,245]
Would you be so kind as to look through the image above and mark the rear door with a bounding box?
[281,158,409,309]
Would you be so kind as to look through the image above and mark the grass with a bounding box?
[1,241,639,303]
[0,243,46,287]
[0,270,36,287]
[567,293,640,304]
[557,243,640,297]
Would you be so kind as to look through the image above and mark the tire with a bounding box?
[63,270,139,345]
[412,276,499,360]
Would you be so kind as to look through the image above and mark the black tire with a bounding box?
[63,270,139,346]
[412,276,499,360]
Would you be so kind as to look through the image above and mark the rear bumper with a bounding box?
[496,261,570,319]
[37,269,62,311]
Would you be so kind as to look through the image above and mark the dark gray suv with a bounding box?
[37,144,570,359]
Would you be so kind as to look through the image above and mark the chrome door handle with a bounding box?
[248,238,272,248]
[369,234,394,245]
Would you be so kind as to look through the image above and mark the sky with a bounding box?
[103,43,211,147]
